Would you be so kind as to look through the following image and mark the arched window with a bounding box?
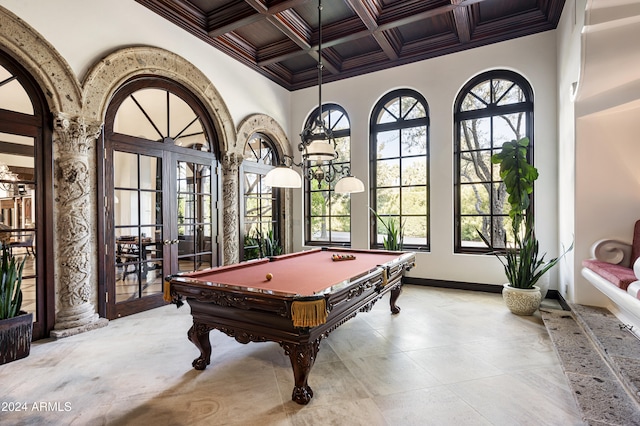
[304,104,352,246]
[454,70,534,253]
[370,89,430,250]
[241,133,281,260]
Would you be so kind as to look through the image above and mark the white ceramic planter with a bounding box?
[502,284,542,316]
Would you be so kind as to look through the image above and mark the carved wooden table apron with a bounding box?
[166,248,415,405]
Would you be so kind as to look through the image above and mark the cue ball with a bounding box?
[266,273,273,281]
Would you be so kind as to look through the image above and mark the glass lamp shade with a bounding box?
[304,141,336,161]
[334,175,365,194]
[264,166,302,188]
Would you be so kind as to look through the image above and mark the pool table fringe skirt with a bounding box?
[291,299,328,328]
[163,280,172,303]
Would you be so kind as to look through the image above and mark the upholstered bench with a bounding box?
[582,220,640,326]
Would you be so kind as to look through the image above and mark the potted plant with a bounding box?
[370,208,404,251]
[0,243,32,364]
[478,137,572,315]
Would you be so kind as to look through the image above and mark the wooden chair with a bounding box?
[9,232,35,256]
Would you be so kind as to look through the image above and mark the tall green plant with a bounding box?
[0,244,26,320]
[262,228,282,257]
[370,208,404,251]
[478,137,572,289]
[492,137,538,233]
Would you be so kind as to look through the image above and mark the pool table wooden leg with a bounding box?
[390,285,402,314]
[187,321,213,370]
[282,340,321,405]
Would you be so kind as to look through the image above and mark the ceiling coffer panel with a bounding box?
[136,0,566,91]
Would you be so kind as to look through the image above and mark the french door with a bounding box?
[101,78,220,319]
[106,145,218,318]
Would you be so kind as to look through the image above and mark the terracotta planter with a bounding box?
[502,284,541,316]
[0,311,33,365]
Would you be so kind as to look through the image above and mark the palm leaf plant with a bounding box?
[478,137,572,289]
[0,244,26,320]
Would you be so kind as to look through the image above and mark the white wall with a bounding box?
[571,0,640,305]
[556,0,587,302]
[290,31,560,287]
[0,0,291,128]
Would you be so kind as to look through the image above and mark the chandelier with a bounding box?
[264,0,364,194]
[0,161,17,191]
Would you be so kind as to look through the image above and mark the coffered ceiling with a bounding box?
[136,0,566,91]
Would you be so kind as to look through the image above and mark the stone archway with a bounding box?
[81,46,235,152]
[82,46,239,270]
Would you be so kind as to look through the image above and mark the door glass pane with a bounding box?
[0,65,34,114]
[0,131,37,321]
[114,151,138,188]
[177,160,214,272]
[114,87,211,151]
[114,152,163,302]
[140,156,160,190]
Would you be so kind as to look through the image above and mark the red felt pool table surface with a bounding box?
[177,248,404,296]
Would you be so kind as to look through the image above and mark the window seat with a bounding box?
[581,220,640,330]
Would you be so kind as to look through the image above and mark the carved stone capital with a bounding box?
[221,152,242,171]
[53,112,103,157]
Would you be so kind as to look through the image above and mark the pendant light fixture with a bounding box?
[264,0,364,194]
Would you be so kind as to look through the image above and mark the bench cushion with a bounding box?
[583,259,638,290]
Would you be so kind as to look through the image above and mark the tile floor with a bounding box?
[0,285,584,425]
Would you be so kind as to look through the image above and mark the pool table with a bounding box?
[164,247,415,405]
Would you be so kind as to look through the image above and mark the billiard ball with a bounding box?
[266,273,273,281]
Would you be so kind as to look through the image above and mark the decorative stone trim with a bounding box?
[81,46,235,152]
[50,113,107,337]
[222,153,241,265]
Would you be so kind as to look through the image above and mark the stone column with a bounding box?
[50,113,108,338]
[221,152,241,265]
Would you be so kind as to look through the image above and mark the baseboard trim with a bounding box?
[402,277,570,310]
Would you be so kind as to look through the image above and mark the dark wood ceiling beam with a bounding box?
[308,49,340,75]
[344,0,398,60]
[264,4,341,75]
[241,0,495,71]
[257,39,305,64]
[216,32,258,62]
[318,48,342,74]
[344,0,379,31]
[243,0,268,13]
[136,0,208,31]
[451,0,471,43]
[207,1,265,38]
[259,0,312,15]
[267,9,312,50]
